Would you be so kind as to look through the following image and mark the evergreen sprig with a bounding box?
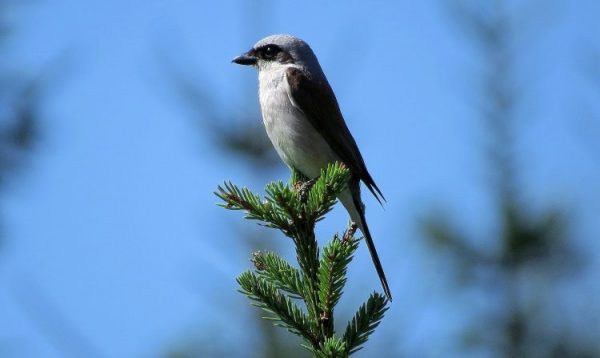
[342,293,388,355]
[318,231,360,336]
[216,162,389,357]
[252,251,304,299]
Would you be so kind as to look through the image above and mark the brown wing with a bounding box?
[285,67,385,204]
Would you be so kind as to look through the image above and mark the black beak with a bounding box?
[232,51,257,66]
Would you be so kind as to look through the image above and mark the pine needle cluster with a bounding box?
[216,163,388,357]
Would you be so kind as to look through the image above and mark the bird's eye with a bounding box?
[262,45,280,59]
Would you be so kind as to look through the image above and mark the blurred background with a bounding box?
[1,0,599,357]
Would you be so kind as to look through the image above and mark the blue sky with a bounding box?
[1,1,600,357]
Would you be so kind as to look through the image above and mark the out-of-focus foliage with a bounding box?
[160,30,306,358]
[0,75,38,188]
[159,1,600,357]
[421,1,598,357]
[164,60,279,169]
[0,0,39,248]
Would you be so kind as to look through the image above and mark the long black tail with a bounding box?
[351,191,392,301]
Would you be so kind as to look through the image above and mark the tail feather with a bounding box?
[339,181,392,301]
[353,197,392,301]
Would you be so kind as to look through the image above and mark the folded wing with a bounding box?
[285,67,385,204]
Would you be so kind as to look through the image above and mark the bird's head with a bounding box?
[232,34,321,73]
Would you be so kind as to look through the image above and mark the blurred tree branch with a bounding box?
[160,55,280,169]
[420,1,597,356]
[0,0,40,250]
[0,2,107,358]
[12,276,105,358]
[157,4,307,355]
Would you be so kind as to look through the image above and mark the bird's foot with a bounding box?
[343,222,358,241]
[294,177,318,202]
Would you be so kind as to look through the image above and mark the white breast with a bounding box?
[258,67,338,178]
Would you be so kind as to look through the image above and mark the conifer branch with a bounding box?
[252,251,304,299]
[342,293,389,355]
[318,232,360,336]
[237,271,318,347]
[217,162,389,357]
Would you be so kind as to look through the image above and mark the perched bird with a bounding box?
[232,34,391,300]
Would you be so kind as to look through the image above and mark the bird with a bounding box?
[232,34,391,301]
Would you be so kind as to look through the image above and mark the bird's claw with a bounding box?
[294,177,318,202]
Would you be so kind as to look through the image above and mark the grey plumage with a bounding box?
[233,34,391,300]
